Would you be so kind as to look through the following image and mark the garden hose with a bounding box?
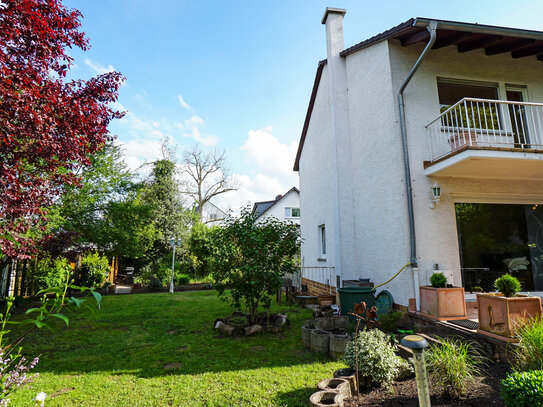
[372,263,411,291]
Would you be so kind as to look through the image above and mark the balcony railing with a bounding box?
[426,97,543,162]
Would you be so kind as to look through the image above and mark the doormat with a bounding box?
[447,319,479,330]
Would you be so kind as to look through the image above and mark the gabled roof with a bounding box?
[293,17,543,171]
[252,187,300,219]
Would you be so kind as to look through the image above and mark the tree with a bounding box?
[211,207,299,324]
[181,146,238,221]
[140,151,192,273]
[0,0,124,258]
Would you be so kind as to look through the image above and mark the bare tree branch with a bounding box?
[181,145,238,220]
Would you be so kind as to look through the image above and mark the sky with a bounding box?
[64,0,543,211]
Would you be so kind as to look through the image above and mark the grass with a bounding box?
[426,337,486,399]
[514,316,543,371]
[9,291,344,406]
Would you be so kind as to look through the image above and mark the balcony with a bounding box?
[424,97,543,179]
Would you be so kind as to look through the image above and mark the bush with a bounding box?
[430,272,447,288]
[148,277,162,291]
[501,370,543,407]
[34,257,72,291]
[514,317,543,371]
[343,328,411,387]
[78,252,109,288]
[426,337,485,399]
[378,310,403,333]
[495,274,521,297]
[176,274,190,286]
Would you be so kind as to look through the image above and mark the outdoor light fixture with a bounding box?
[428,181,442,209]
[169,238,182,294]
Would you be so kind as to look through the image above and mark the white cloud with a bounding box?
[181,126,218,146]
[118,137,163,171]
[177,94,191,111]
[84,58,116,75]
[214,126,299,212]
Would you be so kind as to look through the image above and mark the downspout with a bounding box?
[397,20,437,311]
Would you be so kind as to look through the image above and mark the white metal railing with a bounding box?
[426,97,543,162]
[300,266,337,293]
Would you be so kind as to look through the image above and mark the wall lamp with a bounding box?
[428,181,441,209]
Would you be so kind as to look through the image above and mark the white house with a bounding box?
[252,187,300,225]
[195,201,227,224]
[295,8,543,307]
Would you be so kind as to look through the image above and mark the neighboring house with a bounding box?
[195,201,227,224]
[295,8,543,307]
[252,187,300,225]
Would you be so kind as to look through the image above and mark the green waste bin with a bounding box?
[337,286,376,320]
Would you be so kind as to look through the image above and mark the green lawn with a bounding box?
[10,291,345,406]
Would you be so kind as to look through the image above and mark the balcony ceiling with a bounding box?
[424,147,543,180]
[341,18,543,61]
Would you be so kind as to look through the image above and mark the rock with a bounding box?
[272,314,289,332]
[244,324,263,336]
[215,321,235,336]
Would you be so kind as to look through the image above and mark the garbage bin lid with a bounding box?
[375,290,394,316]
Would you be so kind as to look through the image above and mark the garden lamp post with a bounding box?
[401,335,430,407]
[169,238,182,294]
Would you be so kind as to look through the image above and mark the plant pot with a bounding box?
[317,378,351,398]
[477,293,542,339]
[419,286,466,321]
[316,317,334,331]
[301,322,314,348]
[332,315,348,330]
[309,391,344,407]
[329,334,351,359]
[310,329,330,354]
[333,368,356,395]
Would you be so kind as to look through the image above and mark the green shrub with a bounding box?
[514,317,543,371]
[378,310,403,333]
[501,370,543,406]
[148,277,162,291]
[78,252,109,288]
[430,272,447,288]
[426,337,485,399]
[176,274,190,286]
[343,328,411,387]
[495,274,521,297]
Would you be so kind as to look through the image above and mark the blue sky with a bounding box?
[64,0,543,210]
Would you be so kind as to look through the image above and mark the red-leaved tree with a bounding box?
[0,0,124,258]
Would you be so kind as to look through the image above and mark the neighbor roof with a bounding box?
[293,17,543,171]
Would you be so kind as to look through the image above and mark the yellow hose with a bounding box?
[372,263,411,291]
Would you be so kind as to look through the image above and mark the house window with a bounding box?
[209,213,217,221]
[319,224,326,259]
[437,79,500,129]
[285,207,300,218]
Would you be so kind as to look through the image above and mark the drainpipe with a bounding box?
[398,20,437,310]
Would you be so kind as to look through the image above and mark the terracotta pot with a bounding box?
[477,293,542,339]
[419,286,466,321]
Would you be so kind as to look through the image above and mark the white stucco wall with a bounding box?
[388,41,543,294]
[299,66,337,269]
[256,189,300,225]
[299,33,543,307]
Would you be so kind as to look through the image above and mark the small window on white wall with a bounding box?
[319,224,326,258]
[285,207,301,218]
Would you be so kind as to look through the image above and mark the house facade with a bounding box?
[252,187,300,225]
[196,201,227,224]
[295,8,543,307]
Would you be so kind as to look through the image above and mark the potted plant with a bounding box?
[477,274,541,339]
[419,272,467,321]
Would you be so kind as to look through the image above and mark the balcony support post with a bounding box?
[398,20,437,311]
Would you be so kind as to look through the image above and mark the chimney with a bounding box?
[322,8,346,60]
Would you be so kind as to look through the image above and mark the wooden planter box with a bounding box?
[477,293,542,339]
[419,286,467,321]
